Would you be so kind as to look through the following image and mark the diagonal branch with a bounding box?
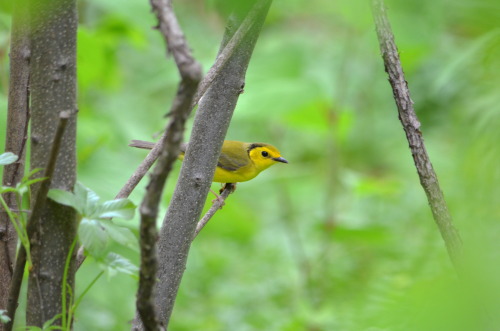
[193,184,234,239]
[151,0,201,82]
[5,112,70,331]
[135,0,202,330]
[192,0,271,107]
[371,0,462,266]
[150,0,273,328]
[115,0,267,201]
[115,132,167,200]
[1,0,30,314]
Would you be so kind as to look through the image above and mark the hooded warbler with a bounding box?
[129,140,288,184]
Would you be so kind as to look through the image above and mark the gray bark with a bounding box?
[371,0,462,265]
[135,1,202,329]
[152,0,272,327]
[26,0,78,326]
[0,0,30,321]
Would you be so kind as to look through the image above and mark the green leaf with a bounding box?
[41,313,63,330]
[99,252,138,278]
[0,152,18,166]
[74,182,100,216]
[21,176,48,188]
[79,218,109,258]
[16,169,47,196]
[100,221,138,251]
[23,168,44,180]
[0,309,11,323]
[97,199,136,219]
[0,187,17,194]
[48,189,79,212]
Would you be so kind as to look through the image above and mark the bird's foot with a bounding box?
[210,188,225,208]
[219,183,237,194]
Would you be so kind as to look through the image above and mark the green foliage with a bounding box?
[26,314,64,331]
[47,183,138,330]
[2,0,500,330]
[48,182,137,258]
[0,154,46,268]
[0,151,18,165]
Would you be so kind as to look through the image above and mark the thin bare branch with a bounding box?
[6,112,70,331]
[135,0,202,330]
[115,132,167,200]
[193,184,234,239]
[0,0,30,315]
[151,0,201,83]
[151,0,273,327]
[371,0,462,266]
[192,0,270,107]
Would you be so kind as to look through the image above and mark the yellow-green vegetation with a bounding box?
[1,0,499,330]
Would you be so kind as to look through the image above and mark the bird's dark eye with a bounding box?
[261,151,269,157]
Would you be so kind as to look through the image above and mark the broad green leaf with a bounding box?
[97,199,135,219]
[100,252,138,278]
[48,189,79,212]
[0,152,18,166]
[79,218,109,258]
[100,221,138,251]
[74,182,100,216]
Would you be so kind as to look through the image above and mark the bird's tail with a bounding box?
[129,139,188,153]
[129,140,155,150]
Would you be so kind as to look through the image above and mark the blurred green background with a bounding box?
[1,0,500,330]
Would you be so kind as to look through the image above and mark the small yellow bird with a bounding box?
[129,140,288,185]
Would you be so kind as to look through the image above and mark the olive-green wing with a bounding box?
[217,142,249,172]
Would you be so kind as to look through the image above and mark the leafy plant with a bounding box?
[25,314,64,331]
[46,182,139,330]
[0,152,46,268]
[48,182,137,258]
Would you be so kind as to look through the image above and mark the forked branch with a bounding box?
[135,0,202,330]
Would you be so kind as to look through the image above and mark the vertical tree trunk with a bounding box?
[26,0,78,326]
[0,0,30,321]
[147,0,272,328]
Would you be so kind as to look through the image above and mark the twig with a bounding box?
[152,0,202,83]
[193,184,234,239]
[5,112,70,331]
[115,131,167,200]
[1,0,30,309]
[371,0,462,266]
[134,0,202,330]
[192,0,270,107]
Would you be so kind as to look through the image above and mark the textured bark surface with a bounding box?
[26,0,78,326]
[371,0,462,265]
[152,0,272,327]
[135,0,202,330]
[0,0,30,321]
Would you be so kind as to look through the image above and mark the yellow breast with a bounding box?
[213,163,260,183]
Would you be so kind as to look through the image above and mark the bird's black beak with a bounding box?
[273,157,288,164]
